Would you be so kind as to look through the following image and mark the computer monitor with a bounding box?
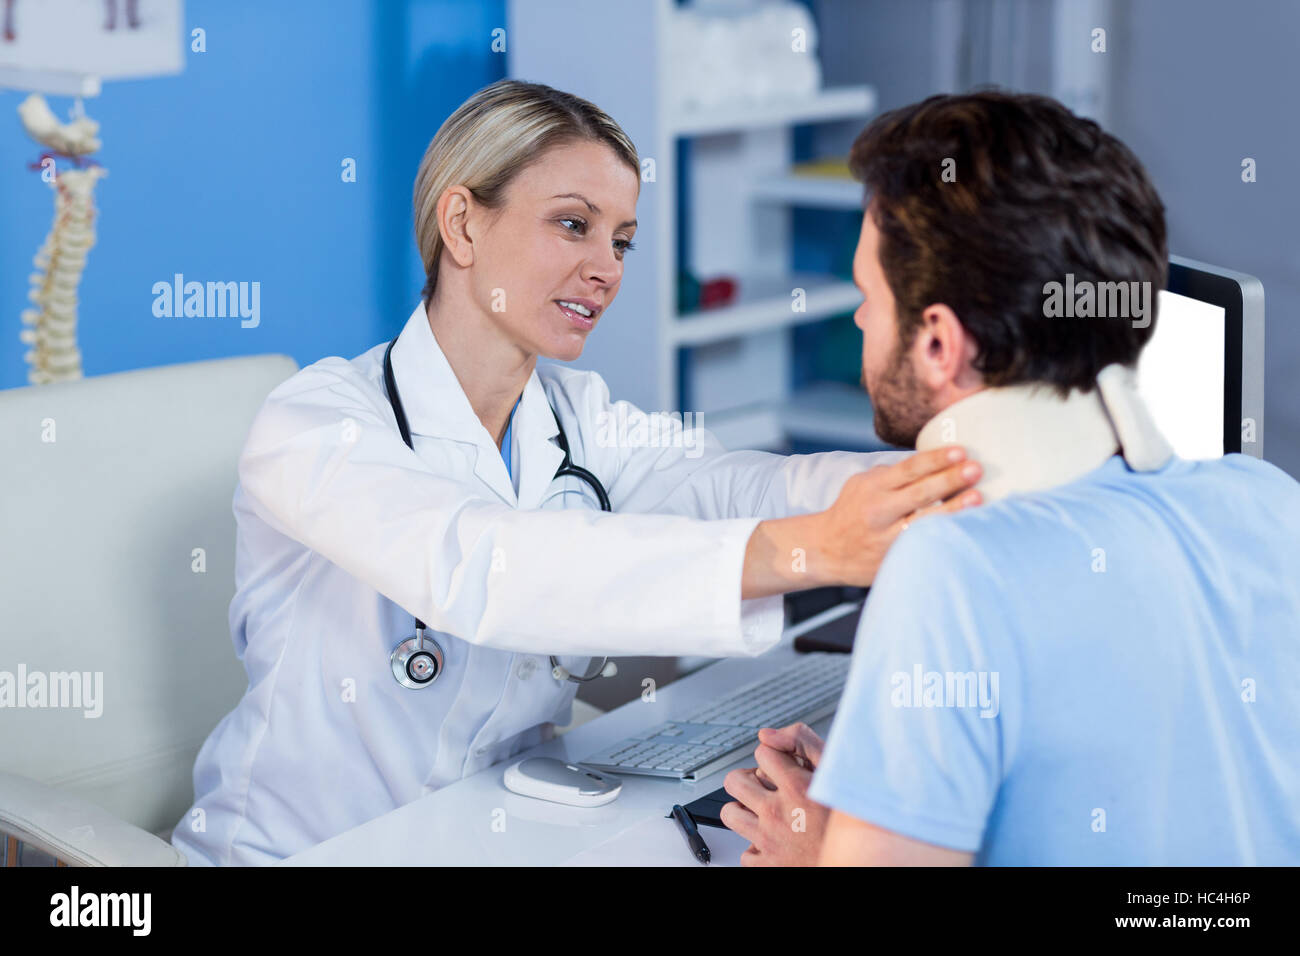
[1137,256,1265,460]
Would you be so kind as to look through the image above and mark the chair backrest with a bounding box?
[0,353,299,834]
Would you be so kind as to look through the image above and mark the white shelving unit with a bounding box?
[670,272,863,346]
[750,173,866,210]
[509,0,886,453]
[667,85,874,137]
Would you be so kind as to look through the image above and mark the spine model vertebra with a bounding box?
[21,167,107,384]
[15,93,106,385]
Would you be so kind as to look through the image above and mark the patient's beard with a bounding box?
[869,340,936,449]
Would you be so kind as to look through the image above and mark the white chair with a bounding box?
[0,354,298,866]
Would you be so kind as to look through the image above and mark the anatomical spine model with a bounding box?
[17,94,106,384]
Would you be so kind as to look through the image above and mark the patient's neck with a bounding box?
[914,383,1120,503]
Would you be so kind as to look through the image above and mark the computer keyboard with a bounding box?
[579,652,850,781]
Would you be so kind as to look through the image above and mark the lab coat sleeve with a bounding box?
[235,360,781,658]
[572,370,910,521]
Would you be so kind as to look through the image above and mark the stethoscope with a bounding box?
[382,335,617,689]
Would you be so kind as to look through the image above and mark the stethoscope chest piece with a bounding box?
[391,627,445,689]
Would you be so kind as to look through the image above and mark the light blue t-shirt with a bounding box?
[809,453,1300,865]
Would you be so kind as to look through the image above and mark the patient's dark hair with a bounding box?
[849,89,1168,393]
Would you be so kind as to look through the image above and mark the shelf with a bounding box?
[750,174,865,210]
[672,274,860,346]
[669,85,877,137]
[781,381,891,449]
[701,405,786,452]
[702,382,895,452]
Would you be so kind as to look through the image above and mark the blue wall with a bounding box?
[0,0,506,388]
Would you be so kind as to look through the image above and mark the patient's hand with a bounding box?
[720,723,829,866]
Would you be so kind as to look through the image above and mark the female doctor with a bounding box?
[172,79,982,865]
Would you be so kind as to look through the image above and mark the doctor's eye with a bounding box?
[613,237,636,257]
[557,216,588,235]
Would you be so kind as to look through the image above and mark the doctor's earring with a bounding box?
[391,626,446,688]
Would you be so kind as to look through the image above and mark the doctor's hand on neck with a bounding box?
[740,446,981,598]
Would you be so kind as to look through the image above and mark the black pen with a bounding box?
[670,804,711,864]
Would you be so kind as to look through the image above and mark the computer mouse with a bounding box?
[502,757,623,807]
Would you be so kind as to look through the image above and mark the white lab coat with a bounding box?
[172,301,905,865]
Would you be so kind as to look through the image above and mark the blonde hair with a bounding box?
[413,79,639,305]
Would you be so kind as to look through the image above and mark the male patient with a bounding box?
[720,90,1300,865]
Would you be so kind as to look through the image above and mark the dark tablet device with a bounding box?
[792,600,864,654]
[682,786,732,830]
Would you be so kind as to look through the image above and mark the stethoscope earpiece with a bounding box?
[383,335,615,689]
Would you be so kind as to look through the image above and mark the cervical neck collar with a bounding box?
[914,364,1175,503]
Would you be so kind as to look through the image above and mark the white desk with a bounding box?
[280,604,856,866]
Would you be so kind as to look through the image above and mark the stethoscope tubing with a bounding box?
[382,335,613,685]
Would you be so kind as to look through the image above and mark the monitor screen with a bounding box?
[1136,290,1226,460]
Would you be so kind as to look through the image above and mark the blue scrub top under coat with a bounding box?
[501,394,522,479]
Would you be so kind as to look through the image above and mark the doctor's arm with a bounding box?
[238,364,831,658]
[572,376,982,597]
[738,448,981,598]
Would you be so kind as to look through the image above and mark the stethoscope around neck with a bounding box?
[382,335,617,689]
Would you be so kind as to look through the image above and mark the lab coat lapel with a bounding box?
[388,301,565,509]
[515,371,565,511]
[388,302,516,505]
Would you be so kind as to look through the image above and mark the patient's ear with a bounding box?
[913,303,976,391]
[437,185,476,268]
